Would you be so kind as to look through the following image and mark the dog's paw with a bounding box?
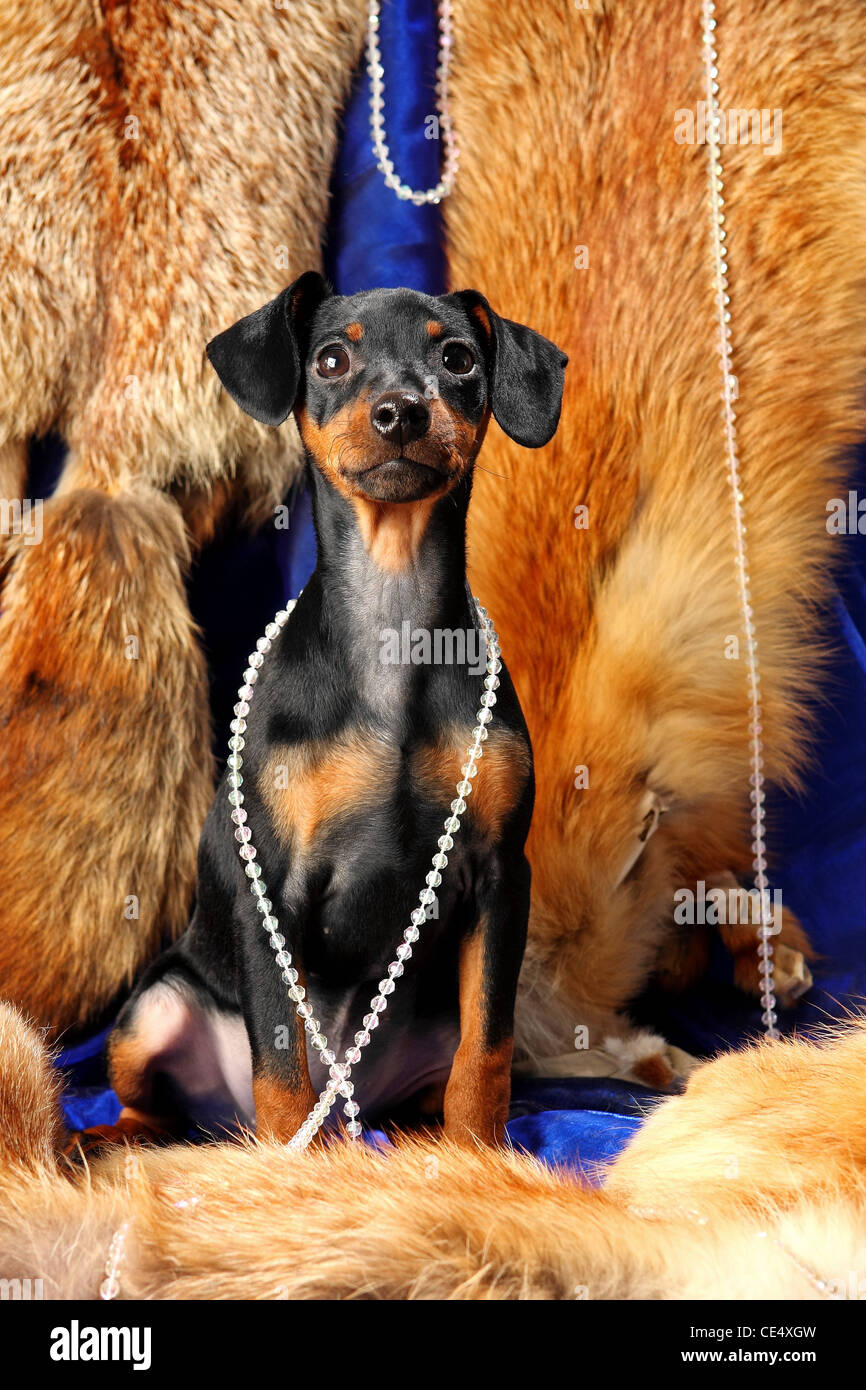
[772,944,813,1006]
[602,1031,701,1092]
[731,941,814,1007]
[63,1111,173,1165]
[722,898,816,1007]
[514,1031,701,1092]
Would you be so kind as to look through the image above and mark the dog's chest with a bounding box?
[254,719,527,980]
[257,722,529,859]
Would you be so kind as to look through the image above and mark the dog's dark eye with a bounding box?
[316,345,350,379]
[442,342,475,376]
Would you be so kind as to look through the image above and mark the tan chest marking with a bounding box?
[260,733,400,851]
[351,496,440,573]
[414,725,531,838]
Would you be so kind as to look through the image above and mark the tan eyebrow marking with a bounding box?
[345,322,364,341]
[426,320,444,338]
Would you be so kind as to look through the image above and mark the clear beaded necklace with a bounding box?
[367,0,458,205]
[227,595,501,1151]
[701,0,777,1038]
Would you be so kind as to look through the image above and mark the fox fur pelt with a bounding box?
[0,0,367,1033]
[447,0,866,1076]
[0,1002,864,1299]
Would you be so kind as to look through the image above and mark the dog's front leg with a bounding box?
[443,854,531,1146]
[237,905,319,1146]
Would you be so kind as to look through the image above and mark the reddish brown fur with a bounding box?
[0,1005,64,1170]
[469,304,491,338]
[350,497,441,573]
[0,489,212,1035]
[345,322,364,342]
[297,398,481,572]
[66,1108,176,1160]
[107,1033,161,1117]
[295,400,373,503]
[170,477,238,550]
[446,0,866,1064]
[0,0,365,497]
[298,397,475,487]
[2,1004,866,1299]
[0,1,367,1032]
[253,1075,318,1146]
[1,0,860,1061]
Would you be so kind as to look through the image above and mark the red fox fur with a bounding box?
[1,1003,864,1299]
[446,0,866,1073]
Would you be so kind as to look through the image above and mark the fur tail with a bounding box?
[0,486,213,1035]
[1,1007,865,1299]
[0,1003,64,1171]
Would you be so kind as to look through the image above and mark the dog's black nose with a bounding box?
[370,391,430,445]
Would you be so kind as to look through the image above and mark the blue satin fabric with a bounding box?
[325,0,446,296]
[43,0,866,1180]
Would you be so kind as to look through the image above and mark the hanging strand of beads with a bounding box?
[701,0,777,1038]
[367,0,459,205]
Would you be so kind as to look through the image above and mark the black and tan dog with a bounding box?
[97,275,567,1149]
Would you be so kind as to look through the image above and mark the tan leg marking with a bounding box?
[253,1074,319,1145]
[443,927,513,1146]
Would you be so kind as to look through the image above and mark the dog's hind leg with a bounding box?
[114,965,252,1136]
[69,945,254,1159]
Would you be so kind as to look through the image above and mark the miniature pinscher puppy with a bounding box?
[101,274,567,1147]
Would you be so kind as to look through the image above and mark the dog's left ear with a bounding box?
[444,290,568,448]
[206,271,329,426]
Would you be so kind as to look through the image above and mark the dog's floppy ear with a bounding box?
[206,271,328,426]
[445,290,568,448]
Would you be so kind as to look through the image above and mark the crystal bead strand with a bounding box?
[701,0,777,1038]
[367,0,459,206]
[228,597,501,1150]
[99,1221,130,1301]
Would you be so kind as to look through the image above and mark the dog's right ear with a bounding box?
[206,271,329,426]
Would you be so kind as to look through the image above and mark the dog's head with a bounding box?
[207,274,567,504]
